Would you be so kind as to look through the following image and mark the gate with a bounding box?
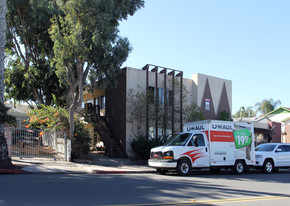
[5,127,70,161]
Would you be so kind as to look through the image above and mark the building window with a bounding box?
[148,87,171,106]
[101,96,106,110]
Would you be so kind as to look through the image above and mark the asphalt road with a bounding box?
[1,169,290,206]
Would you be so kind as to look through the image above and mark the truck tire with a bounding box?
[263,159,274,174]
[156,169,168,175]
[233,160,246,175]
[177,159,191,176]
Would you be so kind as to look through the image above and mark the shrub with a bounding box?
[26,105,91,159]
[130,135,163,160]
[71,121,91,159]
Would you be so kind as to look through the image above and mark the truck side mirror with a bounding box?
[193,136,199,147]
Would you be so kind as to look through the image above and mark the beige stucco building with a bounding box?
[84,66,232,157]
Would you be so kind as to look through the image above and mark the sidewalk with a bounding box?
[3,152,155,175]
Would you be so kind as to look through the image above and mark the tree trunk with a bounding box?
[0,0,6,102]
[0,0,14,169]
[0,134,14,169]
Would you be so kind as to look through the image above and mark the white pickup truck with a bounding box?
[255,143,290,173]
[148,120,255,175]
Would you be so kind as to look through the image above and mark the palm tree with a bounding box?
[255,98,281,115]
[0,0,14,169]
[234,106,256,118]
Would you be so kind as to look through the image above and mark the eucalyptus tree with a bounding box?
[5,0,66,106]
[49,0,144,139]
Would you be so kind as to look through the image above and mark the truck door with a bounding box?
[185,134,210,167]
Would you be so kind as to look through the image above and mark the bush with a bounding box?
[26,105,91,159]
[71,121,91,159]
[130,135,163,160]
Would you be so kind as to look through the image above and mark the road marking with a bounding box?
[102,202,197,206]
[102,195,290,206]
[192,195,290,204]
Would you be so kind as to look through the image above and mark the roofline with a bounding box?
[263,107,290,117]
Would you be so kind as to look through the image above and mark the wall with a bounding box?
[191,73,232,119]
[268,121,281,143]
[283,120,290,143]
[106,69,127,152]
[123,67,232,157]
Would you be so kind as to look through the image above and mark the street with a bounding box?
[1,170,290,206]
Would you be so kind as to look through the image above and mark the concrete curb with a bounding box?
[0,169,27,174]
[93,170,155,174]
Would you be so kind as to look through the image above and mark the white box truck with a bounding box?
[148,120,255,175]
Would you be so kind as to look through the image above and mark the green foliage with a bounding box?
[130,135,164,160]
[127,78,190,138]
[48,0,144,139]
[255,98,281,115]
[0,102,16,126]
[26,105,69,131]
[6,0,144,141]
[71,121,91,159]
[184,103,205,122]
[235,98,281,118]
[218,110,232,121]
[5,0,66,106]
[26,105,91,158]
[49,0,144,89]
[233,106,256,118]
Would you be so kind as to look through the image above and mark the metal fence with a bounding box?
[5,127,71,161]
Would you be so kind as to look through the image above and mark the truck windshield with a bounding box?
[167,133,192,146]
[255,144,276,152]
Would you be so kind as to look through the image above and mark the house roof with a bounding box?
[264,107,290,116]
[7,107,29,118]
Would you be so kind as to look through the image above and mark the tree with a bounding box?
[184,103,205,122]
[5,0,66,106]
[233,106,256,118]
[127,78,196,140]
[0,0,14,169]
[255,98,281,115]
[49,0,144,139]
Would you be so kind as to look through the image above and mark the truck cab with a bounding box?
[149,132,210,175]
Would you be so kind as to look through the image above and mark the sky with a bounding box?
[118,0,290,114]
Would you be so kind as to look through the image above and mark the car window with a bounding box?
[187,138,194,146]
[284,145,290,152]
[277,145,285,152]
[187,134,205,147]
[196,134,205,146]
[167,133,192,146]
[255,144,276,151]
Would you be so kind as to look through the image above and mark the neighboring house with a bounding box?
[234,107,290,145]
[5,103,29,128]
[83,66,232,158]
[234,117,277,146]
[256,107,290,143]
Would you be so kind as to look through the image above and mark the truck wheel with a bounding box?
[156,169,168,175]
[177,159,191,176]
[263,159,274,174]
[233,160,246,175]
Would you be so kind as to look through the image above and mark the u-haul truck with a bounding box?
[148,120,255,175]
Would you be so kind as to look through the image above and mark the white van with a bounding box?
[148,120,255,175]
